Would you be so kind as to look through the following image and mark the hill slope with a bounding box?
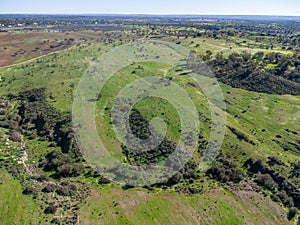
[0,40,299,225]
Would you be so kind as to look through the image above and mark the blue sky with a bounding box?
[1,0,300,16]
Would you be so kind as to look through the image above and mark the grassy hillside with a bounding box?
[78,184,289,225]
[0,37,299,225]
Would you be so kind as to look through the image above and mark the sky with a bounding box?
[1,0,300,16]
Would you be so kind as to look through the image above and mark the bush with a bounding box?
[43,150,71,171]
[181,161,198,180]
[56,163,84,178]
[271,193,281,203]
[267,156,284,166]
[36,174,50,182]
[42,183,57,193]
[56,182,77,196]
[246,159,266,174]
[0,109,7,115]
[56,186,72,196]
[0,120,9,128]
[44,205,57,214]
[9,130,22,142]
[271,191,294,207]
[50,218,61,224]
[167,172,183,185]
[228,126,250,142]
[22,186,36,195]
[98,176,111,184]
[288,207,298,220]
[207,159,244,183]
[291,161,300,177]
[256,173,278,190]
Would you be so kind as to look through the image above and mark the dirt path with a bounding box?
[19,135,32,176]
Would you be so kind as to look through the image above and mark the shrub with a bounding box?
[43,150,71,171]
[287,207,298,220]
[0,120,9,128]
[167,172,183,185]
[206,160,244,183]
[255,173,278,190]
[291,161,300,177]
[22,186,36,195]
[56,182,77,196]
[37,174,50,182]
[267,156,284,166]
[56,185,72,196]
[42,183,57,193]
[98,176,111,184]
[271,191,294,207]
[51,218,61,224]
[56,164,84,178]
[44,205,57,214]
[9,130,22,142]
[247,159,266,174]
[271,193,281,203]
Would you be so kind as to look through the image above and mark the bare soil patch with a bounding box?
[0,31,109,67]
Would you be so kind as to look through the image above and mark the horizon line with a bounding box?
[0,13,300,17]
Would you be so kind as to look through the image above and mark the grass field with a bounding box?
[0,169,47,225]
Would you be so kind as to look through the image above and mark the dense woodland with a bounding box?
[189,51,300,95]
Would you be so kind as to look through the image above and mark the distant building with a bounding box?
[44,29,62,33]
